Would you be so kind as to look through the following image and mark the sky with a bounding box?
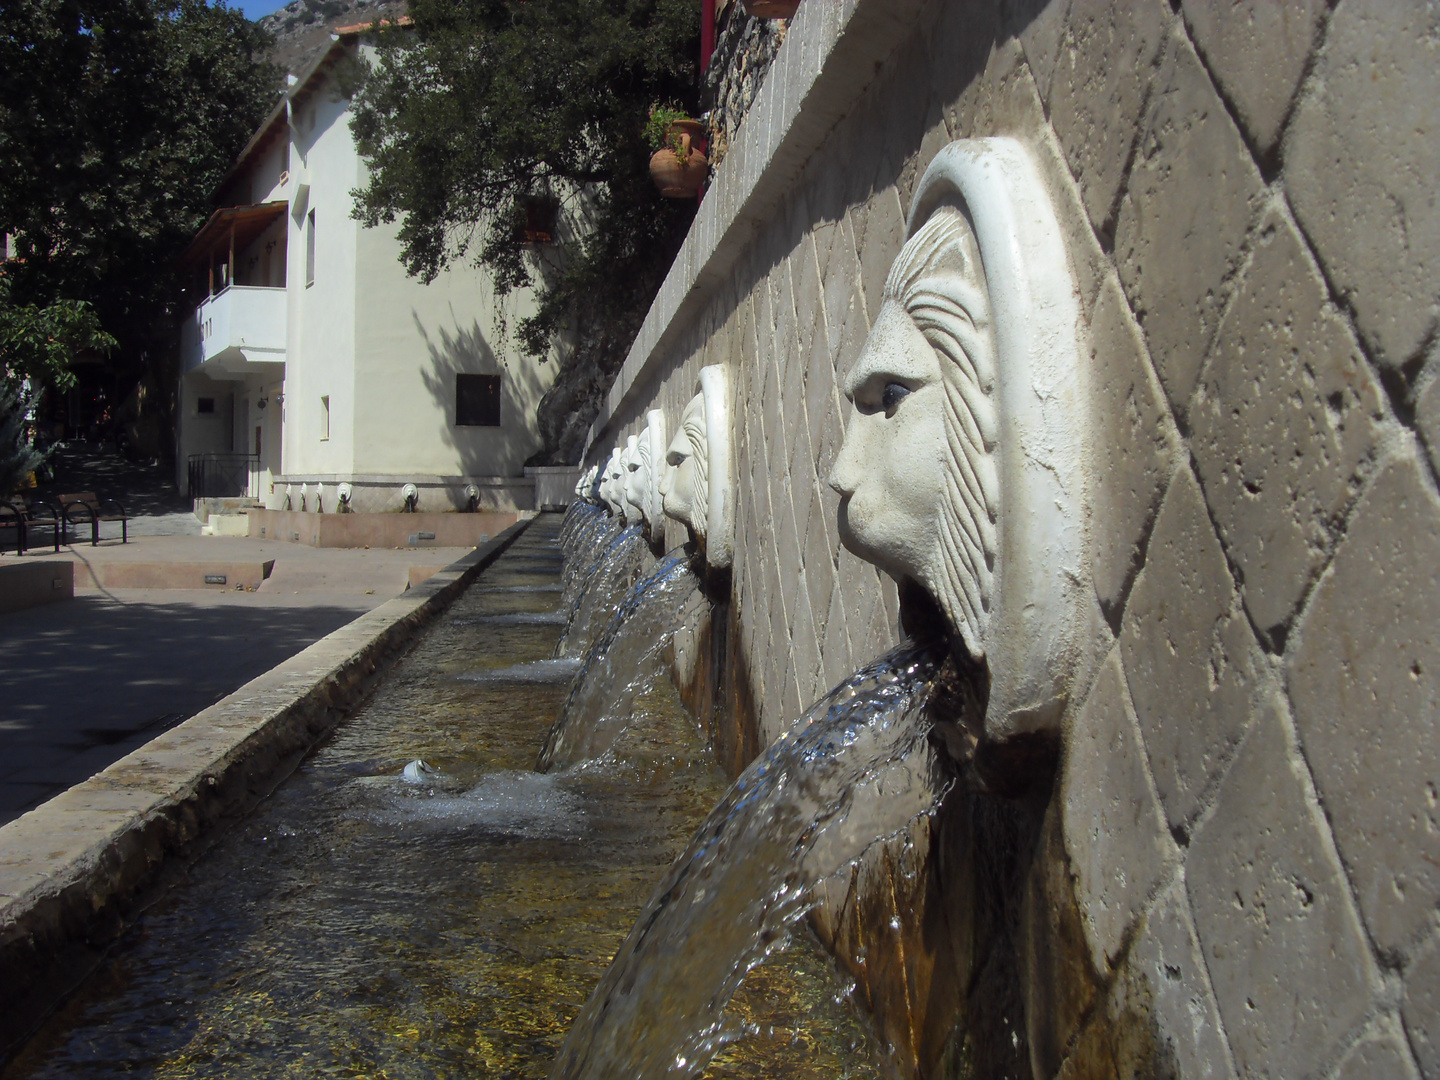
[236,0,290,19]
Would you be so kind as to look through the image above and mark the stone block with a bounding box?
[1190,205,1388,640]
[1284,0,1440,371]
[820,215,858,356]
[1086,273,1181,623]
[1061,648,1178,971]
[1046,0,1170,235]
[792,233,824,361]
[855,186,906,327]
[1335,1021,1422,1080]
[1286,453,1440,954]
[1114,25,1266,418]
[819,579,855,695]
[1120,881,1237,1080]
[1119,465,1266,833]
[802,483,838,645]
[1417,363,1440,478]
[1404,937,1440,1079]
[804,318,841,467]
[1007,0,1070,106]
[1180,0,1325,155]
[788,567,824,706]
[1187,695,1379,1078]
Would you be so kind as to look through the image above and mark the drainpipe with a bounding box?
[701,0,715,73]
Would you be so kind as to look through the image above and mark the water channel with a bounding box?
[3,513,895,1079]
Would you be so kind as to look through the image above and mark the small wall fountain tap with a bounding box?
[828,138,1090,743]
[401,482,420,513]
[337,482,353,513]
[660,364,733,568]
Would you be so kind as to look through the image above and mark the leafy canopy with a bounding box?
[350,0,701,463]
[0,0,276,392]
[0,277,117,391]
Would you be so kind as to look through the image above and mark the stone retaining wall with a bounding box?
[592,1,1439,1075]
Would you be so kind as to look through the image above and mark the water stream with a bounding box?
[539,552,701,772]
[550,641,948,1080]
[2,514,887,1080]
[555,517,640,659]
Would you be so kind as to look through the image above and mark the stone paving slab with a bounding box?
[0,517,533,1056]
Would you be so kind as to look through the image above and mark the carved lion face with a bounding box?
[830,205,997,661]
[660,392,708,543]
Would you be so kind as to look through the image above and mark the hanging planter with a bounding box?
[645,109,709,198]
[743,0,800,17]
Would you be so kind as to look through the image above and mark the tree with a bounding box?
[0,277,117,391]
[350,0,701,464]
[0,383,47,495]
[0,0,276,414]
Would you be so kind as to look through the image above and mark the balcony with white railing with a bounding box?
[181,285,287,377]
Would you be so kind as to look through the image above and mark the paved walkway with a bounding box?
[0,534,474,825]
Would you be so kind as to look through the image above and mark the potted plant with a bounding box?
[645,104,709,198]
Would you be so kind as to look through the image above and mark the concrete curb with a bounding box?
[0,515,534,1057]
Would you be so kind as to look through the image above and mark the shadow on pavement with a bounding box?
[0,594,372,824]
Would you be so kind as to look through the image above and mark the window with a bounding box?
[320,395,330,440]
[521,197,559,244]
[197,397,216,415]
[455,374,501,427]
[305,209,316,286]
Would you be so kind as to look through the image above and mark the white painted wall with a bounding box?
[282,86,358,480]
[181,36,556,511]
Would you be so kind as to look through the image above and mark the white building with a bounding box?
[177,23,558,513]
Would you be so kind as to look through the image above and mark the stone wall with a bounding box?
[591,1,1439,1076]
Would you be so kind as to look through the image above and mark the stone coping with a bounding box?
[0,516,534,1058]
[586,0,927,449]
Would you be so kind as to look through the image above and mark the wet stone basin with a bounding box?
[4,515,880,1079]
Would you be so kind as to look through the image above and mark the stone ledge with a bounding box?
[0,517,532,1057]
[0,561,74,614]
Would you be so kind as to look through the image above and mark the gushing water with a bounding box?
[549,641,949,1080]
[556,522,644,658]
[539,553,701,771]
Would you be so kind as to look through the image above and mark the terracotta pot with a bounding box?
[744,0,799,17]
[649,121,709,198]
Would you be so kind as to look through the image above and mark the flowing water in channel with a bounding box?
[539,552,701,772]
[555,516,642,659]
[551,641,947,1080]
[2,515,885,1080]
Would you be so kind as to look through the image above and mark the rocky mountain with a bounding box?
[257,0,408,77]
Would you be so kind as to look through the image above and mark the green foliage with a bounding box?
[0,276,117,391]
[643,102,696,160]
[0,0,277,395]
[349,0,701,463]
[0,383,47,496]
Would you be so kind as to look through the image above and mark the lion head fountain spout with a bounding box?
[601,447,626,518]
[660,365,733,570]
[830,138,1089,748]
[623,410,668,548]
[619,436,645,526]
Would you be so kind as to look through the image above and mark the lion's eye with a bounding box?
[881,382,912,413]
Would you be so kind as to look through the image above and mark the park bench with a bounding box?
[0,497,63,555]
[60,492,128,546]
